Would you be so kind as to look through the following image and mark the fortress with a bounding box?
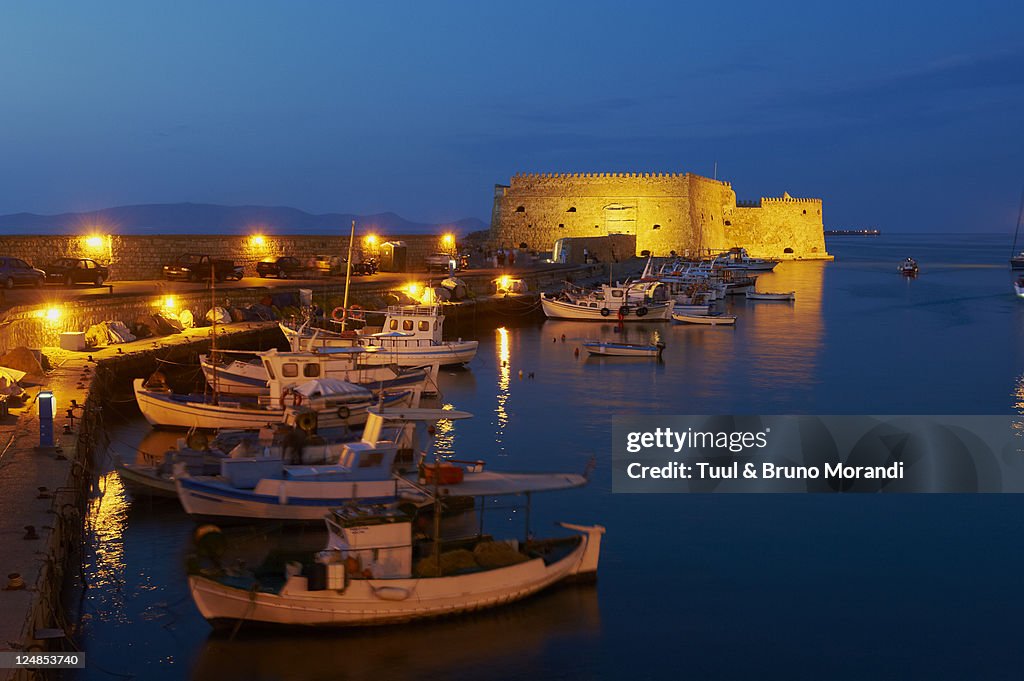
[489,171,830,260]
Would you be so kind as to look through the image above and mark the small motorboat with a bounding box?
[1014,277,1024,298]
[582,340,665,358]
[745,290,796,302]
[899,258,919,277]
[671,312,737,326]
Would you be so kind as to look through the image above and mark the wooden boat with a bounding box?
[186,434,602,625]
[281,305,479,368]
[541,281,672,321]
[582,340,664,358]
[898,258,919,277]
[745,290,796,301]
[134,377,412,430]
[671,312,737,326]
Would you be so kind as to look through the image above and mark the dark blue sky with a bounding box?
[3,1,1023,231]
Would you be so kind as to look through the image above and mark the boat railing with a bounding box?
[387,305,440,317]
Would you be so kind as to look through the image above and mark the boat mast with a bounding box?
[341,219,355,331]
[210,258,218,405]
[1011,186,1024,259]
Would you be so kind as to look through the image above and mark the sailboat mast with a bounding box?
[1011,186,1024,258]
[210,258,218,405]
[341,219,355,331]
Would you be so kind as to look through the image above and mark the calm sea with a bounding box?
[75,233,1024,680]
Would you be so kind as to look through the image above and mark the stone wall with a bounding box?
[490,172,830,260]
[0,233,454,281]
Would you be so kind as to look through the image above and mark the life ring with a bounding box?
[295,410,317,432]
[637,306,648,317]
[600,307,610,317]
[337,405,351,420]
[331,306,347,321]
[348,304,365,321]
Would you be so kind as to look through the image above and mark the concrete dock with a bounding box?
[0,322,278,681]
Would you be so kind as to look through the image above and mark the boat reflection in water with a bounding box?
[495,326,511,456]
[191,584,600,681]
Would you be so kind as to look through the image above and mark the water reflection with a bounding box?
[191,584,600,681]
[83,472,129,621]
[433,402,457,458]
[495,327,511,455]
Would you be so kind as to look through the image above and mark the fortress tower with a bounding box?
[489,171,830,260]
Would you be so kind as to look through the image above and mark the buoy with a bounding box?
[4,573,25,591]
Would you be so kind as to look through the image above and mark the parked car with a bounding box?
[256,256,307,279]
[163,254,242,282]
[44,257,110,286]
[424,252,457,273]
[0,257,45,288]
[346,256,378,276]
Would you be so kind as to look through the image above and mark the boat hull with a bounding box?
[189,524,605,626]
[541,297,672,321]
[745,291,795,301]
[281,325,478,367]
[201,357,430,397]
[133,378,409,430]
[582,342,662,357]
[671,313,737,326]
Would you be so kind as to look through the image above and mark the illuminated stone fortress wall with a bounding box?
[490,171,830,260]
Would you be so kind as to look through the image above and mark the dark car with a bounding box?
[0,257,45,289]
[44,258,110,286]
[256,256,306,278]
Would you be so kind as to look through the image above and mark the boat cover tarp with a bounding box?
[292,378,371,399]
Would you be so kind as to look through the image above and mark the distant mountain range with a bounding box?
[0,203,489,236]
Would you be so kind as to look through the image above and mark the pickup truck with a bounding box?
[163,254,243,282]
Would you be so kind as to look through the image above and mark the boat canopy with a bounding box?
[293,378,372,399]
[370,331,416,338]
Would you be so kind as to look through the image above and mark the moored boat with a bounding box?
[541,281,672,321]
[671,312,737,326]
[745,290,796,301]
[582,340,665,358]
[899,258,919,277]
[1014,277,1024,298]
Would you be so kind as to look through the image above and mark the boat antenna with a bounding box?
[1011,185,1024,258]
[341,219,356,331]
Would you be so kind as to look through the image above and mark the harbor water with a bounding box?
[75,233,1024,680]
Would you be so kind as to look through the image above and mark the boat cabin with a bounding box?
[325,505,414,579]
[368,305,447,344]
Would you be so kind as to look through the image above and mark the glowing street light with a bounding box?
[251,234,266,248]
[85,235,105,250]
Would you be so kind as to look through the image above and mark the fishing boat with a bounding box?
[541,281,673,321]
[186,432,602,625]
[1009,187,1024,270]
[134,376,412,430]
[281,305,479,369]
[200,348,431,397]
[582,340,664,358]
[745,290,796,301]
[898,258,919,277]
[714,247,779,272]
[1014,277,1024,298]
[671,312,737,326]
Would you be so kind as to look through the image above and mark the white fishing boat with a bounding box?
[541,282,672,321]
[1014,277,1024,298]
[281,305,478,368]
[745,290,796,301]
[671,312,737,326]
[714,247,779,272]
[134,376,412,430]
[187,443,602,625]
[899,258,919,277]
[582,340,664,358]
[200,348,430,397]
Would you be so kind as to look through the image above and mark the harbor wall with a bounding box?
[0,233,453,282]
[490,172,830,260]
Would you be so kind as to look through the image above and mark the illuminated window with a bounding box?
[418,321,429,331]
[282,363,298,378]
[403,320,414,331]
[390,320,398,330]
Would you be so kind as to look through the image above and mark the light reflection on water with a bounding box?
[82,472,129,621]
